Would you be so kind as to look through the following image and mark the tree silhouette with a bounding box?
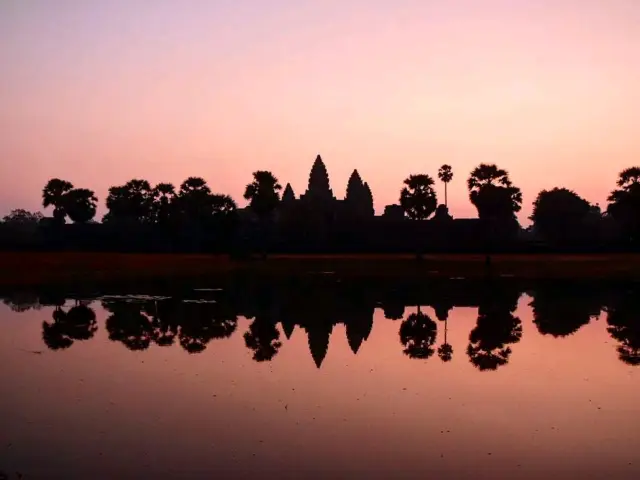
[176,177,216,226]
[530,283,602,337]
[2,209,44,226]
[468,164,522,231]
[400,174,438,220]
[244,317,282,362]
[65,188,98,223]
[244,171,282,218]
[607,167,640,243]
[437,316,453,362]
[43,178,74,224]
[104,179,155,225]
[144,299,180,347]
[3,291,41,312]
[467,293,522,371]
[244,170,281,256]
[42,305,98,350]
[438,165,454,208]
[531,188,592,245]
[606,294,640,366]
[152,182,177,226]
[399,309,438,359]
[104,301,154,351]
[211,194,237,215]
[173,300,238,354]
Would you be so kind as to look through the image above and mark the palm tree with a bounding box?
[467,163,522,221]
[244,171,282,257]
[177,177,214,226]
[153,182,176,225]
[43,178,74,224]
[438,165,453,208]
[399,174,438,220]
[244,171,282,218]
[64,188,98,223]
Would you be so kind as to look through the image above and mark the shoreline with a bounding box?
[1,251,640,287]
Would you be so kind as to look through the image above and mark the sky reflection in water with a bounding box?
[0,279,638,479]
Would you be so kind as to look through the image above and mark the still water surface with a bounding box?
[0,279,639,479]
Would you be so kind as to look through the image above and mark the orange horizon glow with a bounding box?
[1,1,639,222]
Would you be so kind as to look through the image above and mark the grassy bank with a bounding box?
[1,252,640,287]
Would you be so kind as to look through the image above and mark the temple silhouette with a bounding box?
[236,154,477,253]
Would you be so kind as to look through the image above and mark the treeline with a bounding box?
[1,162,640,253]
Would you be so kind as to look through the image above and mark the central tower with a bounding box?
[302,154,334,202]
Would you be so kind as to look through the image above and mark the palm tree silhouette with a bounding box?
[244,170,283,258]
[42,178,74,224]
[438,165,453,208]
[437,316,453,362]
[467,299,522,371]
[399,307,438,360]
[399,174,438,220]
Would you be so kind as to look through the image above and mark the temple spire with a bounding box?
[306,154,333,200]
[282,183,295,203]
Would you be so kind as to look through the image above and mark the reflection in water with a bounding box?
[244,317,282,362]
[42,305,98,350]
[3,278,640,479]
[104,301,154,351]
[530,282,603,337]
[606,292,640,366]
[6,279,640,369]
[399,309,438,360]
[438,316,454,362]
[104,298,238,354]
[466,286,522,371]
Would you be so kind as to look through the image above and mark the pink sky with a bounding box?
[1,0,639,221]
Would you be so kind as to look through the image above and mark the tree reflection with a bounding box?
[437,316,453,362]
[467,289,522,371]
[399,308,438,360]
[4,291,41,312]
[606,294,640,366]
[244,317,282,362]
[177,301,227,354]
[104,301,154,351]
[105,297,239,354]
[530,283,602,337]
[42,305,97,350]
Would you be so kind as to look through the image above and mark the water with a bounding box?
[0,278,638,479]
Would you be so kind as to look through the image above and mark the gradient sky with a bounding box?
[1,0,639,221]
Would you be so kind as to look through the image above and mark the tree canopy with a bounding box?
[400,174,438,220]
[531,188,592,245]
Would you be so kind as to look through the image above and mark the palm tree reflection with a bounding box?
[399,308,438,360]
[467,291,522,371]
